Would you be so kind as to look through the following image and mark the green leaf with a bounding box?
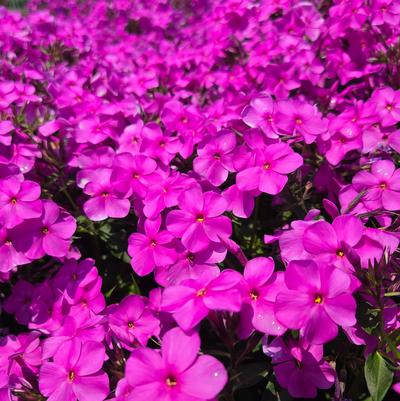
[364,351,394,401]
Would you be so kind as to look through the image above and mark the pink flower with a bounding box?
[238,257,286,338]
[75,116,116,144]
[54,258,99,303]
[193,131,236,186]
[275,100,326,143]
[3,280,34,324]
[275,260,356,344]
[302,215,364,272]
[0,176,42,228]
[13,200,76,259]
[140,122,180,165]
[83,168,131,221]
[110,153,157,198]
[162,269,242,330]
[166,185,231,252]
[39,340,109,401]
[222,184,257,218]
[352,159,400,211]
[108,295,160,348]
[128,217,177,276]
[371,0,400,26]
[42,315,106,359]
[371,87,400,127]
[236,142,303,195]
[0,227,30,273]
[143,171,192,219]
[155,245,222,286]
[264,337,335,398]
[125,327,227,401]
[242,95,279,138]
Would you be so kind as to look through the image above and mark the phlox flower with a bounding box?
[371,87,400,127]
[110,153,157,198]
[128,217,177,276]
[275,100,326,143]
[302,214,364,272]
[162,269,242,330]
[83,168,131,221]
[352,159,400,211]
[0,176,41,228]
[264,336,335,398]
[242,95,279,138]
[154,244,222,286]
[0,227,30,273]
[12,200,76,259]
[75,116,116,144]
[140,122,180,165]
[143,171,192,219]
[166,185,231,252]
[238,257,286,338]
[39,340,109,401]
[275,260,356,344]
[193,130,236,186]
[125,327,227,401]
[236,142,303,195]
[107,294,160,348]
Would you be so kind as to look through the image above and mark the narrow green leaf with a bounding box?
[364,352,394,401]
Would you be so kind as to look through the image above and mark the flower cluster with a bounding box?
[0,1,400,401]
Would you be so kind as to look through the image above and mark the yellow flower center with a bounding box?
[314,295,323,304]
[166,376,177,387]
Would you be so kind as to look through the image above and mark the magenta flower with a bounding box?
[275,260,356,344]
[0,176,42,228]
[125,327,227,401]
[166,185,231,252]
[238,257,286,338]
[110,378,134,401]
[108,295,160,348]
[264,337,335,398]
[242,95,279,138]
[140,122,180,165]
[128,217,177,276]
[155,245,222,286]
[83,168,131,221]
[13,200,76,259]
[193,131,236,186]
[303,215,364,271]
[275,100,326,143]
[162,269,242,330]
[143,171,192,219]
[161,100,203,135]
[110,153,157,198]
[0,227,30,273]
[75,116,116,144]
[352,159,400,211]
[117,120,144,154]
[42,315,106,359]
[236,142,303,195]
[222,184,258,218]
[39,340,109,401]
[371,87,400,127]
[54,258,99,303]
[3,280,34,324]
[371,0,400,26]
[8,332,42,376]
